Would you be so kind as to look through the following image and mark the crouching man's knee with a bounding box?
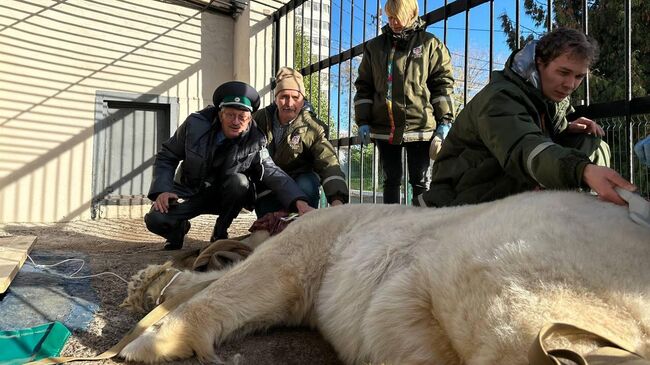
[144,210,178,236]
[295,172,321,208]
[222,173,250,199]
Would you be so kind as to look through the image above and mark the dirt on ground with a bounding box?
[0,213,342,365]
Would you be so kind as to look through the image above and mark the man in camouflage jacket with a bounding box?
[253,67,348,217]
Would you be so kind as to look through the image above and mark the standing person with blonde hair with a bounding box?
[354,0,455,204]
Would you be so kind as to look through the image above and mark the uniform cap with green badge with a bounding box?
[212,81,261,112]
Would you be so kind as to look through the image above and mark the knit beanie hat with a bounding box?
[274,67,306,96]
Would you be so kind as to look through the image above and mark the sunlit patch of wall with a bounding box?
[0,0,235,223]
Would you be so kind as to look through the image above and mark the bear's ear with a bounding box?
[121,262,173,313]
[121,277,146,313]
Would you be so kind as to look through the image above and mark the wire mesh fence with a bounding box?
[600,114,650,198]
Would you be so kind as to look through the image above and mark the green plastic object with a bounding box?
[0,322,71,365]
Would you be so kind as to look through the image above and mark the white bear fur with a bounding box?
[120,191,650,364]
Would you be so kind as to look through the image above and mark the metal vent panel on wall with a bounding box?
[92,92,179,219]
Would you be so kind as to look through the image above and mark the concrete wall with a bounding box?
[248,1,295,107]
[0,0,235,223]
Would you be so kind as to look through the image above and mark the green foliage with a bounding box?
[349,144,376,176]
[294,30,337,135]
[498,13,535,51]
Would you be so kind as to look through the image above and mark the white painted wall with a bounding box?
[0,0,235,223]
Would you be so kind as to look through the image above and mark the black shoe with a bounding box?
[210,218,228,243]
[163,240,183,250]
[209,231,228,243]
[163,221,191,250]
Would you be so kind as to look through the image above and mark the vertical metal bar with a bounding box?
[616,118,623,175]
[309,0,315,97]
[284,9,288,69]
[347,0,354,198]
[440,0,450,203]
[515,0,520,49]
[327,0,333,143]
[337,0,343,144]
[402,148,407,204]
[444,0,448,43]
[582,0,590,105]
[360,0,367,203]
[325,0,334,207]
[463,0,469,105]
[274,15,281,77]
[318,0,323,117]
[376,0,381,34]
[141,111,147,196]
[625,0,633,183]
[373,0,380,203]
[317,0,323,207]
[547,0,552,31]
[301,3,305,67]
[489,0,494,79]
[362,0,367,41]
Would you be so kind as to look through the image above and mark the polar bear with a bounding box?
[120,191,650,364]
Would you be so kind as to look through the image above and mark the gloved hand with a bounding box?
[358,125,371,145]
[634,135,650,167]
[430,123,452,160]
[435,123,451,139]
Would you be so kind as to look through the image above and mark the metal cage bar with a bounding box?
[268,0,648,202]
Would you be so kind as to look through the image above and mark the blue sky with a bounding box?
[312,0,550,135]
[325,0,548,61]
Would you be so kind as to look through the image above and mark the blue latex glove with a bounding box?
[634,135,650,167]
[358,125,371,145]
[435,123,451,139]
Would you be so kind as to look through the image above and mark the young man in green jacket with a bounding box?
[253,67,349,217]
[415,27,636,207]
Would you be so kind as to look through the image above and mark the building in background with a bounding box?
[0,0,245,223]
[0,0,325,223]
[294,0,331,60]
[294,0,331,90]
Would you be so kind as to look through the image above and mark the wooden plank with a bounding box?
[0,236,37,294]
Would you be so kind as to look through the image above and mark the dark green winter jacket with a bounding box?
[254,104,349,204]
[354,18,455,144]
[416,42,593,207]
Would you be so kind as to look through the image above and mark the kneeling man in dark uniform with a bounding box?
[145,81,313,250]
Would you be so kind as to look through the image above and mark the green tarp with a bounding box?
[0,322,70,365]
